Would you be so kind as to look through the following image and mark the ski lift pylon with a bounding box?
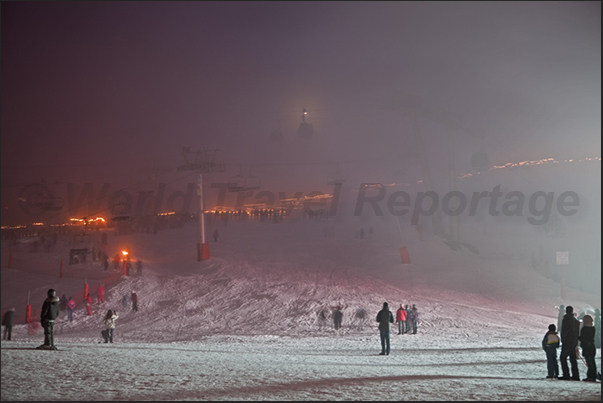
[327,164,346,186]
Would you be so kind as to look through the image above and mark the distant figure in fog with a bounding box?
[67,297,76,322]
[405,305,412,333]
[333,307,343,331]
[131,291,138,312]
[121,293,129,309]
[409,304,419,334]
[136,259,143,276]
[2,307,16,340]
[354,307,367,331]
[214,229,219,242]
[317,308,329,331]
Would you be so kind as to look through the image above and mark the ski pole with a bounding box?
[576,348,588,368]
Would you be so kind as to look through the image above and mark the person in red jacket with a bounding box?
[396,304,407,334]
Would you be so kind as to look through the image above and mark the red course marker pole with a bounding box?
[25,290,31,324]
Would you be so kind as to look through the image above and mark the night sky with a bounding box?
[1,1,600,224]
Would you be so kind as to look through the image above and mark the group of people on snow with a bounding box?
[316,303,420,335]
[395,304,419,335]
[4,285,601,387]
[0,286,137,350]
[542,305,600,382]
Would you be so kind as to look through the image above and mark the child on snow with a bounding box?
[542,323,560,379]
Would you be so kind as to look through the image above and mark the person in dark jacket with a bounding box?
[578,315,597,382]
[405,304,412,334]
[131,291,138,312]
[136,259,143,277]
[376,302,394,355]
[2,307,16,341]
[558,305,580,380]
[541,323,560,378]
[38,289,60,350]
[410,304,419,334]
[333,307,343,331]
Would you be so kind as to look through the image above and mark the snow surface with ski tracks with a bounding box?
[2,216,600,400]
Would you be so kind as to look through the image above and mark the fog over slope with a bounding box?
[2,210,599,341]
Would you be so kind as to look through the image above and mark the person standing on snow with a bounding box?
[396,304,407,335]
[102,309,119,343]
[558,305,580,380]
[405,304,412,334]
[67,297,76,322]
[541,323,560,379]
[131,291,138,312]
[121,293,129,309]
[2,307,16,340]
[38,289,60,350]
[376,302,394,355]
[410,304,420,334]
[354,307,367,331]
[578,315,598,382]
[333,307,343,331]
[317,308,328,331]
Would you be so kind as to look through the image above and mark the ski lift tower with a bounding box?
[394,94,482,245]
[177,147,226,262]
